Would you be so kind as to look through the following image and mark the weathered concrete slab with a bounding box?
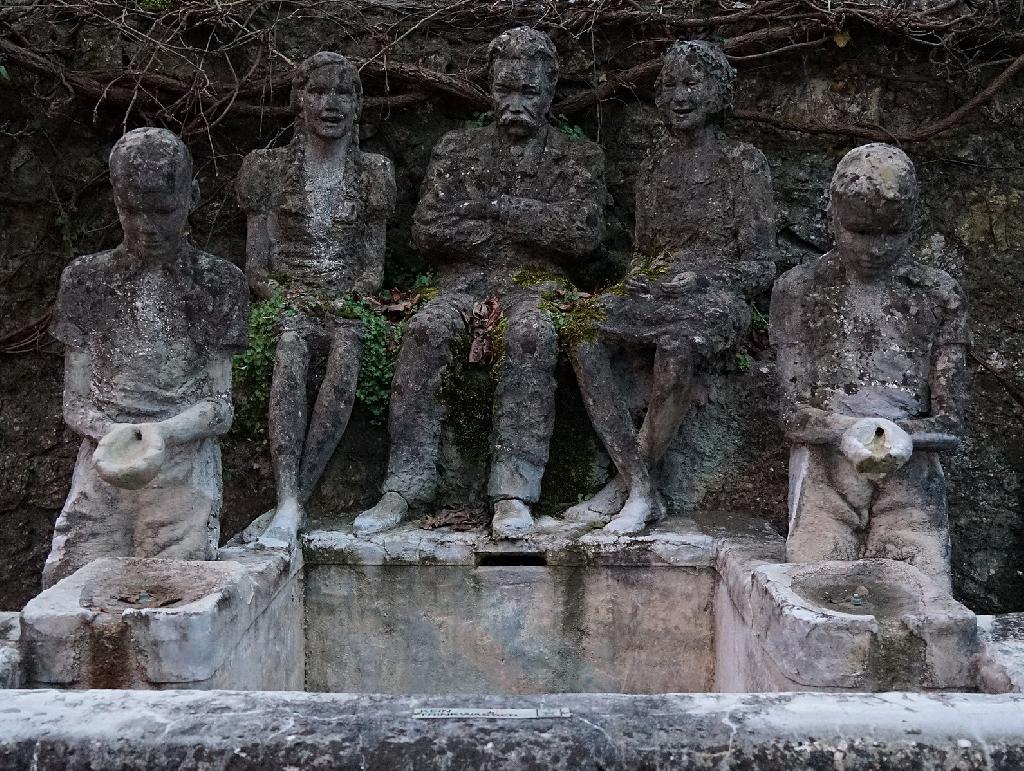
[303,518,740,694]
[1,689,1023,770]
[20,548,303,690]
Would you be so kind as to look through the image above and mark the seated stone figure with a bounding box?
[770,143,968,589]
[568,40,777,534]
[355,27,606,538]
[43,128,249,588]
[237,52,396,548]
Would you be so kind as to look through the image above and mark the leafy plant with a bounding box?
[466,111,494,128]
[231,294,291,440]
[555,115,586,139]
[735,350,753,372]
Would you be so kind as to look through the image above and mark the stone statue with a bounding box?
[354,27,606,538]
[770,143,968,589]
[567,40,777,534]
[237,52,396,548]
[43,128,249,588]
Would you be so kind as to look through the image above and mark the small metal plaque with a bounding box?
[412,707,571,719]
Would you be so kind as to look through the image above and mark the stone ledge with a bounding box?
[302,512,781,568]
[1,689,1023,770]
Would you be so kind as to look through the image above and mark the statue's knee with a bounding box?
[406,305,463,351]
[506,311,557,356]
[276,330,307,359]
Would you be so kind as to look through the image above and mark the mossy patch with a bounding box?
[436,332,495,463]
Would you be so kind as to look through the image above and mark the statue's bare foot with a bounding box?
[492,498,535,539]
[354,491,407,537]
[257,498,302,551]
[604,489,654,535]
[564,476,627,525]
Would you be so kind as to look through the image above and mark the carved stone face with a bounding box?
[834,217,912,278]
[113,180,190,263]
[657,57,716,134]
[491,58,553,139]
[299,64,359,141]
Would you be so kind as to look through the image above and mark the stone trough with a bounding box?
[6,512,1021,697]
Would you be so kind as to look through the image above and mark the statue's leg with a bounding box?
[865,452,951,591]
[786,445,871,563]
[264,327,312,547]
[355,294,470,536]
[603,334,694,534]
[637,333,693,469]
[298,320,362,503]
[566,339,645,525]
[489,298,558,538]
[42,440,131,588]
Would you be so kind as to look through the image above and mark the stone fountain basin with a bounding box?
[20,551,301,688]
[747,559,978,691]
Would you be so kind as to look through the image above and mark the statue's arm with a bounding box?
[244,215,277,300]
[237,153,277,299]
[354,157,396,295]
[898,281,968,448]
[715,146,778,296]
[770,275,855,446]
[62,350,113,441]
[155,358,234,444]
[898,341,968,441]
[412,138,496,260]
[497,146,606,258]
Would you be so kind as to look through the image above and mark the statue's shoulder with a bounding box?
[774,255,831,299]
[61,249,118,287]
[358,150,394,179]
[193,249,246,291]
[190,250,249,350]
[898,261,967,311]
[548,127,605,166]
[236,147,287,211]
[431,126,483,158]
[722,137,770,176]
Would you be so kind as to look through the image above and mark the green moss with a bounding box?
[436,333,494,463]
[230,294,292,440]
[511,266,570,289]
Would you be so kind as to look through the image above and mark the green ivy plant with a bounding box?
[230,277,437,439]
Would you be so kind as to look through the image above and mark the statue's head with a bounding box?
[829,143,918,277]
[655,40,735,134]
[291,51,362,142]
[487,27,558,139]
[109,128,195,262]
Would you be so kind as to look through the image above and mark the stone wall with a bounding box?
[1,15,1022,612]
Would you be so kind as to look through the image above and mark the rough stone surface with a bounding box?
[355,27,605,539]
[19,549,302,690]
[237,52,396,546]
[771,143,969,589]
[42,128,249,588]
[570,41,777,536]
[2,689,1024,770]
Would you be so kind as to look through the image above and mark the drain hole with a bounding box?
[476,552,547,567]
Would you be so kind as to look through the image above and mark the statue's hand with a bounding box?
[94,422,167,490]
[839,417,912,479]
